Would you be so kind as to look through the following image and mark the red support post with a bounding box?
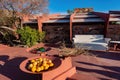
[70,13,76,41]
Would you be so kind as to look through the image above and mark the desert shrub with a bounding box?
[37,31,46,42]
[2,33,15,46]
[17,26,45,47]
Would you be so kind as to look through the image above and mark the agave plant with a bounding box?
[0,26,15,35]
[0,26,16,46]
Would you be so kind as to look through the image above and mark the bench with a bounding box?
[73,35,111,51]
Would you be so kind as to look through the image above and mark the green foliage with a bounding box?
[67,9,74,15]
[17,26,45,47]
[37,31,46,42]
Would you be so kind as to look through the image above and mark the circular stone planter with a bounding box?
[20,56,61,74]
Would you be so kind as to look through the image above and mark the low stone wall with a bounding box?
[43,23,70,43]
[43,23,105,43]
[107,25,120,40]
[72,23,105,37]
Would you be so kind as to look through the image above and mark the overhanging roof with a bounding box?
[49,15,70,19]
[43,20,70,23]
[23,21,38,24]
[74,15,98,18]
[72,18,104,22]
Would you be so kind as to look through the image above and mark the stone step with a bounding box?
[54,67,76,80]
[67,72,97,80]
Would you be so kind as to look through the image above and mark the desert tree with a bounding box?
[0,0,49,45]
[0,0,49,28]
[67,9,74,15]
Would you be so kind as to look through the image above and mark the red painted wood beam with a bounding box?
[70,12,76,41]
[92,12,109,37]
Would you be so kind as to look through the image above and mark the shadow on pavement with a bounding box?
[0,55,40,80]
[89,51,120,60]
[76,61,120,80]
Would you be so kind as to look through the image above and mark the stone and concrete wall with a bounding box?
[42,23,70,43]
[72,23,105,37]
[107,25,120,40]
[23,23,38,29]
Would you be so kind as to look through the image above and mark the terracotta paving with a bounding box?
[0,43,120,80]
[70,50,120,80]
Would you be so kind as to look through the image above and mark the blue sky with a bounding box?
[49,0,120,14]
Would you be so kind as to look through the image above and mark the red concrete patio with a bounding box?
[0,43,120,80]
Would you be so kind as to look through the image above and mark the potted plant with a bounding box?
[36,47,46,56]
[30,47,46,56]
